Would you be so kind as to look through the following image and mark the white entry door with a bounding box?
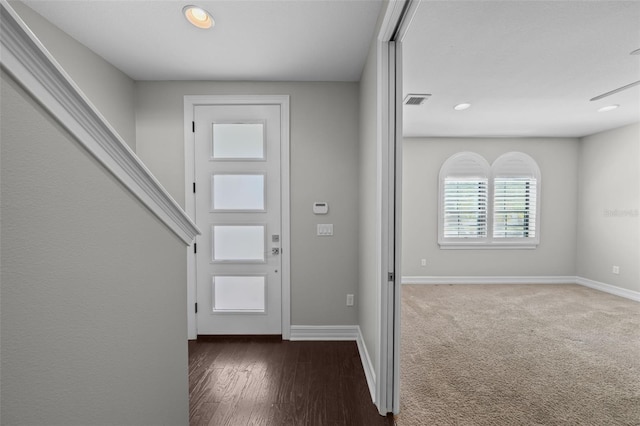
[194,104,282,335]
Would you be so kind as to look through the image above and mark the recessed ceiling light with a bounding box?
[597,104,619,112]
[454,103,471,111]
[183,5,214,29]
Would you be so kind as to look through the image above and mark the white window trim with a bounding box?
[439,152,541,250]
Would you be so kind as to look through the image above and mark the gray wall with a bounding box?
[358,35,380,375]
[402,137,580,277]
[1,72,188,425]
[135,81,360,326]
[577,123,640,292]
[10,1,137,149]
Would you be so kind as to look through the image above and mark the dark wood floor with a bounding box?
[189,338,395,426]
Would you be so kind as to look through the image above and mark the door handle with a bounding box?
[272,248,280,255]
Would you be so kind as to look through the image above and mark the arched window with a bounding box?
[439,151,541,249]
[438,152,491,246]
[491,152,541,245]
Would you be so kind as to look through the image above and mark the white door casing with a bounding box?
[377,0,415,415]
[184,96,290,339]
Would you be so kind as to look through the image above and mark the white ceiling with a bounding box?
[22,0,383,81]
[402,1,640,138]
[19,0,640,138]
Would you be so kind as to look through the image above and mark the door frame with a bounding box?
[184,95,291,340]
[376,0,419,414]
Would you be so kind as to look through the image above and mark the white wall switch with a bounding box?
[317,224,333,236]
[612,265,620,274]
[421,259,427,266]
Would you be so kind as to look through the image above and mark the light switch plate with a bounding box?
[317,224,333,236]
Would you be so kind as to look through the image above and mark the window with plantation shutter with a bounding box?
[439,151,541,249]
[443,178,488,238]
[439,152,491,247]
[493,177,536,238]
[491,152,540,246]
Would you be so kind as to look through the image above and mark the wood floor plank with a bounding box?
[235,342,274,403]
[189,402,219,426]
[189,339,394,426]
[273,341,300,404]
[306,359,328,426]
[189,367,223,418]
[251,341,285,403]
[291,359,313,425]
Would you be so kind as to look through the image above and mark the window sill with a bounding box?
[438,241,538,250]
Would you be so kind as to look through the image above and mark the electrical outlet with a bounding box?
[346,294,354,306]
[612,265,620,275]
[421,259,427,267]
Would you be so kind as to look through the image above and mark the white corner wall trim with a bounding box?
[289,325,360,341]
[356,326,376,403]
[576,277,640,302]
[0,2,199,245]
[402,276,577,285]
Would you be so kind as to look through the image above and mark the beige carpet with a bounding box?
[396,284,640,426]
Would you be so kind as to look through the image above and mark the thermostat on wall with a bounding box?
[313,202,329,215]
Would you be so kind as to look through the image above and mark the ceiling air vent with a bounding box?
[404,94,431,105]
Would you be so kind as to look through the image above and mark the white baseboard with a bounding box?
[402,276,577,285]
[576,277,640,302]
[289,325,359,341]
[356,326,376,403]
[402,275,639,303]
